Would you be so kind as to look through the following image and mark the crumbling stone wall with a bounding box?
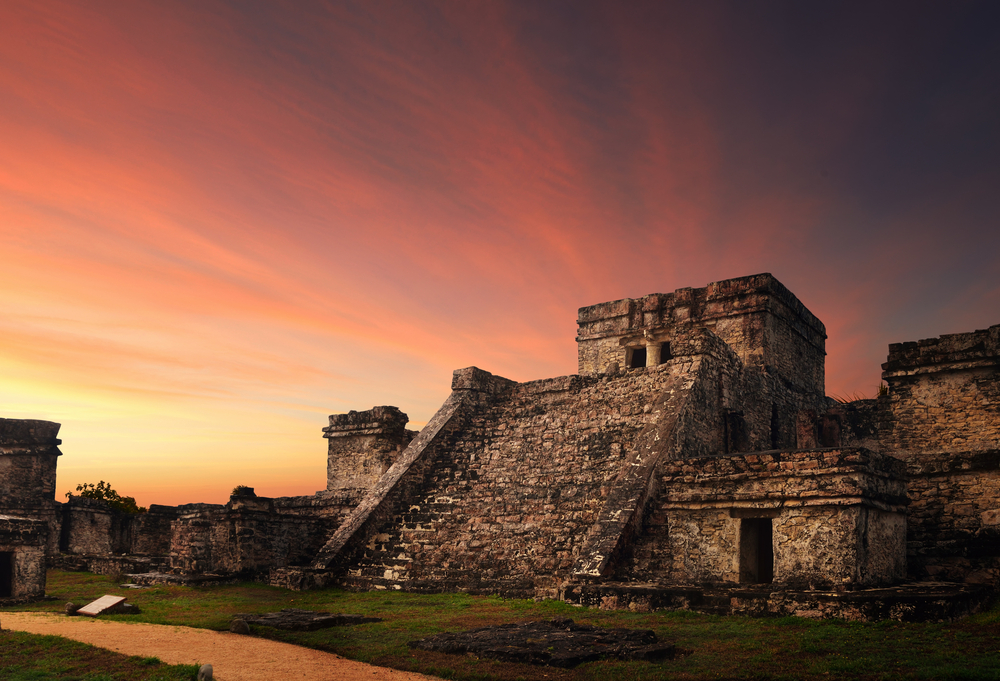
[169,497,328,575]
[881,326,1000,456]
[880,326,1000,583]
[130,505,180,555]
[0,514,48,603]
[60,496,132,555]
[904,450,1000,583]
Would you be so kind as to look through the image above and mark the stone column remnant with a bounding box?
[323,406,414,492]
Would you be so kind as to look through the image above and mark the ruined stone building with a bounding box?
[2,274,998,618]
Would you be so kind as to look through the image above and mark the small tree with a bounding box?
[231,485,256,497]
[67,481,147,514]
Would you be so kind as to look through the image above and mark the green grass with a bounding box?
[4,570,1000,680]
[0,630,200,680]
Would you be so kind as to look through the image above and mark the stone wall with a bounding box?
[169,497,328,575]
[60,496,132,555]
[881,325,1000,456]
[623,449,907,590]
[879,325,1000,583]
[0,514,48,603]
[905,450,1000,583]
[130,505,180,555]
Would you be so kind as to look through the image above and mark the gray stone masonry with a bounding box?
[622,448,907,590]
[0,419,62,554]
[0,514,48,603]
[879,325,1000,584]
[324,406,416,492]
[576,273,826,395]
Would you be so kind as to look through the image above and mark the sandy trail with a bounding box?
[3,612,439,681]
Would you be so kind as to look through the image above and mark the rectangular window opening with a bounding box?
[739,518,773,584]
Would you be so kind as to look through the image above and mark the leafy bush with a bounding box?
[231,484,256,497]
[67,480,147,514]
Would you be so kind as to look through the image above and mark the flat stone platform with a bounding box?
[563,581,991,622]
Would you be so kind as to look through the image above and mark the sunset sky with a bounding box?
[2,1,999,506]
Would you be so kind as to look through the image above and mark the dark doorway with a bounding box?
[628,347,647,368]
[660,343,672,363]
[739,519,773,584]
[0,552,13,597]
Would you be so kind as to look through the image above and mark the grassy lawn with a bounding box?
[3,570,1000,680]
[0,629,199,681]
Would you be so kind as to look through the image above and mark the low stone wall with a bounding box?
[906,449,1000,583]
[130,505,179,555]
[49,552,170,576]
[565,581,990,623]
[169,498,329,576]
[60,496,131,555]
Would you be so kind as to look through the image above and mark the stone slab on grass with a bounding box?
[408,617,676,668]
[234,608,381,631]
[76,595,126,617]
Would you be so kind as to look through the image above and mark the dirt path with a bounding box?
[3,612,439,681]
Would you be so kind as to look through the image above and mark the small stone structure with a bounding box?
[627,448,908,590]
[2,274,998,620]
[324,406,416,492]
[0,419,62,553]
[0,514,47,604]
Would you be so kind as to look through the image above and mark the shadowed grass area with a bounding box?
[0,630,200,680]
[4,570,1000,680]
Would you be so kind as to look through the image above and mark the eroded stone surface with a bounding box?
[234,608,381,631]
[408,618,675,668]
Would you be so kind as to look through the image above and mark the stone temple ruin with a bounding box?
[1,273,998,619]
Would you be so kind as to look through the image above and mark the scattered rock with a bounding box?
[233,608,381,631]
[65,602,79,616]
[408,617,676,668]
[229,618,250,635]
[197,662,213,680]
